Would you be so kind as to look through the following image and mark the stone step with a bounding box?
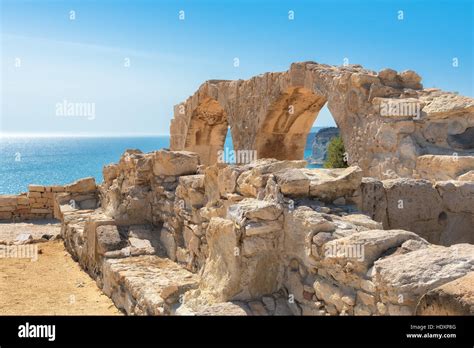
[101,255,199,315]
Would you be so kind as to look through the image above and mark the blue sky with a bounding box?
[1,0,472,135]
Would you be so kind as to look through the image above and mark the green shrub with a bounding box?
[324,135,348,168]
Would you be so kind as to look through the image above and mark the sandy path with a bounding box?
[0,240,122,315]
[0,220,61,243]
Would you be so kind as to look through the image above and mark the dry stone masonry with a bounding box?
[170,62,474,180]
[51,150,473,315]
[0,178,97,221]
[1,61,473,316]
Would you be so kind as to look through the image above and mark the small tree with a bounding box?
[324,136,348,168]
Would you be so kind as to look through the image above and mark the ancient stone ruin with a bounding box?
[53,150,473,316]
[1,61,473,316]
[170,62,474,180]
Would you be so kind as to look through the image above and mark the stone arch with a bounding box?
[171,61,474,179]
[255,87,327,160]
[183,97,229,165]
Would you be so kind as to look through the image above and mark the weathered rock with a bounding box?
[435,180,474,214]
[96,225,126,255]
[199,218,241,301]
[227,199,282,225]
[378,68,401,88]
[416,272,474,315]
[66,177,96,193]
[170,61,474,180]
[14,233,33,244]
[284,207,335,268]
[274,168,310,197]
[102,255,199,315]
[399,70,422,90]
[244,221,282,237]
[320,229,425,283]
[160,228,177,261]
[360,177,474,245]
[416,155,474,181]
[304,166,363,202]
[103,164,119,184]
[313,276,355,313]
[28,185,45,193]
[374,243,474,312]
[153,150,199,176]
[458,170,474,181]
[0,196,19,207]
[248,300,268,316]
[49,139,474,317]
[175,300,248,316]
[340,214,383,230]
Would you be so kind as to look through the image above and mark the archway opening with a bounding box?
[255,87,327,161]
[304,104,340,168]
[217,126,236,164]
[183,97,228,165]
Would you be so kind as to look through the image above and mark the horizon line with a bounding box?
[0,132,171,138]
[0,126,334,138]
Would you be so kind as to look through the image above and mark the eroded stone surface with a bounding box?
[170,62,474,180]
[416,272,474,315]
[50,150,474,316]
[374,244,474,312]
[102,255,199,315]
[360,178,474,245]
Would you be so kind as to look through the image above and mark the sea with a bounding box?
[0,132,320,195]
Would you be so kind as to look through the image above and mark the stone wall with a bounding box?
[360,178,474,245]
[57,150,473,315]
[170,61,474,181]
[0,177,97,222]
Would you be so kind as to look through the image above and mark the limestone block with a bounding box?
[284,207,335,267]
[103,164,119,183]
[28,185,45,192]
[435,180,474,214]
[200,218,241,301]
[274,168,310,197]
[416,155,474,181]
[399,70,422,90]
[96,225,126,255]
[160,228,177,261]
[319,229,426,288]
[102,255,199,315]
[227,198,282,225]
[153,150,199,176]
[66,177,96,193]
[458,170,474,181]
[30,208,51,214]
[313,276,356,312]
[244,220,282,236]
[416,272,474,315]
[340,214,382,230]
[374,244,474,310]
[305,166,363,202]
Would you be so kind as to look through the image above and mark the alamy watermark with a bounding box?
[217,147,257,164]
[324,242,365,262]
[55,100,96,120]
[0,244,38,262]
[380,100,421,119]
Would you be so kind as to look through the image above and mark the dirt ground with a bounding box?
[0,240,122,315]
[0,220,61,243]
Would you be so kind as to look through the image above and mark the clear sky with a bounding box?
[1,0,472,135]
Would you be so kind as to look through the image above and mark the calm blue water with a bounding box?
[0,134,318,194]
[0,136,169,194]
